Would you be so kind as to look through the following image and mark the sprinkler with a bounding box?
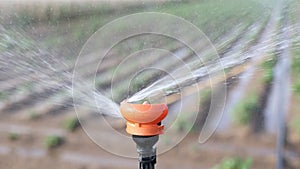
[120,100,168,169]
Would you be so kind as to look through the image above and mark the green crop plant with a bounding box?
[18,81,35,93]
[263,68,274,84]
[28,111,38,120]
[292,46,300,96]
[24,81,35,92]
[0,91,8,101]
[213,157,252,169]
[45,5,60,25]
[292,50,300,75]
[232,94,258,125]
[130,77,147,94]
[64,117,80,132]
[87,15,103,34]
[294,79,300,96]
[73,28,86,42]
[154,0,268,40]
[174,112,194,133]
[58,4,73,19]
[291,116,300,136]
[44,35,65,49]
[8,132,20,141]
[200,89,211,105]
[44,135,64,149]
[261,57,277,84]
[14,11,35,28]
[261,56,277,70]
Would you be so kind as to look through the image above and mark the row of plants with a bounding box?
[11,2,135,28]
[7,116,80,149]
[110,0,273,103]
[228,0,283,127]
[289,34,300,138]
[111,22,266,103]
[17,0,271,62]
[7,131,63,149]
[231,55,277,128]
[155,0,270,40]
[213,157,252,169]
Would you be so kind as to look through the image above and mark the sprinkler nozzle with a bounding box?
[120,100,168,169]
[120,101,168,136]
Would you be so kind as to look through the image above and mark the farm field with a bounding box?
[0,0,300,169]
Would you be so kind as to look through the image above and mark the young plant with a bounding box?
[292,53,300,96]
[8,132,20,141]
[0,91,8,101]
[293,80,300,96]
[200,89,211,105]
[14,11,35,28]
[232,94,258,125]
[261,57,277,84]
[263,68,274,85]
[213,157,252,169]
[174,113,194,133]
[291,116,300,136]
[28,111,38,120]
[64,117,80,132]
[44,135,64,149]
[292,50,300,75]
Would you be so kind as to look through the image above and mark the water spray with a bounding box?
[120,100,168,169]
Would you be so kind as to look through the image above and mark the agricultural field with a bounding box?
[0,0,300,169]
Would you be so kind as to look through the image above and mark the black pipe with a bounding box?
[139,155,156,169]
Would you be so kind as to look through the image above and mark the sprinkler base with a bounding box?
[133,135,158,169]
[139,155,156,169]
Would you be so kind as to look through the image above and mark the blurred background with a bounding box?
[0,0,300,168]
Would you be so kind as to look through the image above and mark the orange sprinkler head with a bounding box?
[120,100,168,136]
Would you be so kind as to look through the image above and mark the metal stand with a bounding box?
[132,135,159,169]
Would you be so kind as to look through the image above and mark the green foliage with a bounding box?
[28,111,38,120]
[14,11,35,27]
[129,77,147,95]
[174,113,194,132]
[8,132,20,141]
[294,79,300,96]
[58,5,73,18]
[292,51,300,75]
[224,67,231,74]
[200,89,211,104]
[291,116,300,136]
[64,117,80,132]
[44,135,63,149]
[45,6,60,25]
[263,68,274,84]
[20,81,35,92]
[154,0,268,40]
[213,157,253,169]
[0,92,8,101]
[292,48,300,96]
[87,15,103,33]
[44,36,65,49]
[73,28,86,42]
[232,95,258,125]
[72,15,105,43]
[261,57,277,84]
[262,57,277,70]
